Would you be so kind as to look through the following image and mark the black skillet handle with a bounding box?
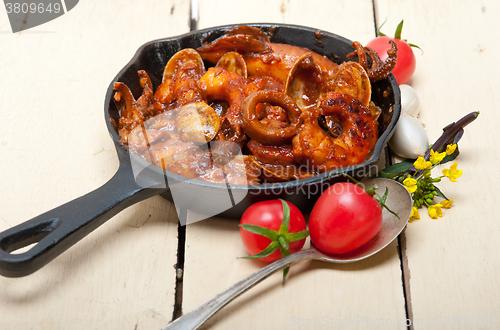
[0,161,168,277]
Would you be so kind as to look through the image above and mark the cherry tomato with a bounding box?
[239,200,307,263]
[309,182,382,255]
[366,36,416,85]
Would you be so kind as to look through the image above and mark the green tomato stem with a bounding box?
[240,199,310,283]
[278,236,289,252]
[394,20,404,39]
[241,241,279,259]
[278,199,291,235]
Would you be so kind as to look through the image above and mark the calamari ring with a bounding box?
[241,91,302,145]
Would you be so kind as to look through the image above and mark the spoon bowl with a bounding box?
[163,178,413,330]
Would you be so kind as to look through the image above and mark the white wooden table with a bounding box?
[1,1,498,329]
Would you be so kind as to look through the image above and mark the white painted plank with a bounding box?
[184,216,407,329]
[376,0,500,327]
[0,1,190,329]
[197,0,375,42]
[182,1,408,329]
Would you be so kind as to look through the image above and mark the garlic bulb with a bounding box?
[400,84,420,116]
[389,113,429,159]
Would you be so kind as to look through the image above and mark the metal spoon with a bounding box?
[162,178,412,330]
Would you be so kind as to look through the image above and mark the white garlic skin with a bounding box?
[389,113,429,159]
[400,84,420,116]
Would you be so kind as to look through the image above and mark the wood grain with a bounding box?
[181,1,408,329]
[3,1,496,329]
[0,1,190,329]
[376,0,500,328]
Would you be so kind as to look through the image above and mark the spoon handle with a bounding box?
[162,248,319,330]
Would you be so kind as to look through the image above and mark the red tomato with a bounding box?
[240,200,307,263]
[366,36,416,85]
[309,182,382,255]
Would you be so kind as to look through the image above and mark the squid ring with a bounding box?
[241,91,303,145]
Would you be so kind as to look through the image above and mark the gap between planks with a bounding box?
[372,2,414,324]
[398,231,414,330]
[384,141,414,330]
[172,208,187,321]
[171,1,198,321]
[170,5,414,326]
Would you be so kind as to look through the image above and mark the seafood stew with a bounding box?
[0,25,400,278]
[109,24,400,187]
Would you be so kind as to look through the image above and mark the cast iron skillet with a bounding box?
[0,23,400,277]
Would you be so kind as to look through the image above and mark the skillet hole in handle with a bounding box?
[0,218,62,254]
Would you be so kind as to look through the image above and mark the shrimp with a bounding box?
[292,92,378,172]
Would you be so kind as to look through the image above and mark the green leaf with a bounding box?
[380,187,389,204]
[364,184,378,197]
[278,199,291,235]
[440,146,460,164]
[278,241,291,283]
[375,188,400,219]
[376,159,415,179]
[285,230,310,242]
[241,241,279,259]
[239,224,279,241]
[282,266,290,284]
[394,20,404,39]
[408,43,424,54]
[433,185,449,200]
[376,18,388,37]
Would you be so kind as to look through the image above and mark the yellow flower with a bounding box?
[428,204,443,219]
[442,162,463,182]
[409,207,420,222]
[430,149,447,165]
[403,177,418,194]
[446,144,457,155]
[441,199,454,209]
[414,157,432,170]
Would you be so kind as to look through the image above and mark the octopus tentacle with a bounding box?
[113,82,136,119]
[347,40,398,82]
[198,67,248,143]
[113,71,156,144]
[136,70,155,117]
[350,41,368,70]
[292,92,378,172]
